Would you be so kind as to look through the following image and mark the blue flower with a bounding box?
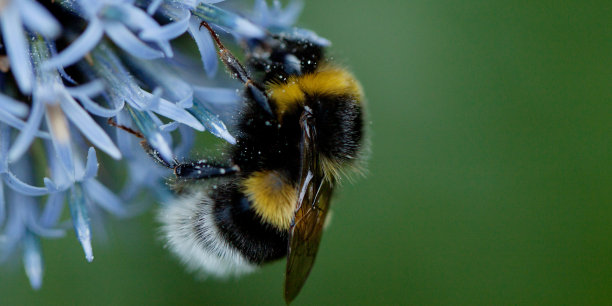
[43,0,183,69]
[250,0,330,45]
[0,0,317,290]
[251,0,303,30]
[0,0,61,94]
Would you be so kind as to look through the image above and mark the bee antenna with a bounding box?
[199,21,274,116]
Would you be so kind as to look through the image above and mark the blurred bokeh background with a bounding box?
[2,0,611,304]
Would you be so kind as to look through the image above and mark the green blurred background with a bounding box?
[2,0,611,305]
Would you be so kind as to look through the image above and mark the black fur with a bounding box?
[311,95,364,162]
[231,93,363,181]
[248,36,324,83]
[211,181,288,264]
[176,34,363,265]
[231,102,302,182]
[212,92,362,264]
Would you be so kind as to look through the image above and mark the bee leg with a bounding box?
[107,118,178,168]
[139,142,237,180]
[139,141,177,169]
[107,118,143,138]
[174,161,240,180]
[199,21,273,116]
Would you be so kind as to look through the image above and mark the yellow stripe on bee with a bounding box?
[267,81,305,116]
[298,66,363,100]
[267,66,363,117]
[242,171,297,230]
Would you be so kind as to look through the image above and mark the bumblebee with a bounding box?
[154,22,366,303]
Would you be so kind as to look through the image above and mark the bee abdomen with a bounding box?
[158,189,256,277]
[211,182,289,264]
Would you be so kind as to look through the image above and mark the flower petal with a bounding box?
[43,178,58,193]
[192,86,241,104]
[106,3,160,32]
[59,91,121,159]
[126,106,173,162]
[72,0,103,18]
[192,86,240,125]
[140,10,190,41]
[188,16,218,77]
[148,131,173,166]
[69,184,93,262]
[42,18,104,70]
[104,22,164,60]
[105,4,174,57]
[0,94,29,117]
[122,55,193,107]
[1,4,33,94]
[77,95,124,118]
[91,43,191,130]
[175,124,195,157]
[253,0,269,20]
[19,0,61,39]
[0,182,4,228]
[286,27,331,47]
[254,0,303,29]
[0,108,50,138]
[138,90,204,131]
[189,99,236,144]
[45,141,74,190]
[40,192,65,227]
[1,172,48,196]
[22,232,44,290]
[83,179,127,216]
[153,98,203,130]
[118,150,164,201]
[193,3,265,38]
[113,111,135,159]
[27,212,65,238]
[0,200,26,261]
[48,41,77,84]
[8,99,46,162]
[0,125,8,173]
[83,147,99,181]
[65,80,105,98]
[147,0,164,15]
[90,44,143,107]
[159,121,179,132]
[45,103,76,177]
[275,0,303,27]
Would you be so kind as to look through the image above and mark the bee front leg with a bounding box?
[142,141,238,180]
[174,161,240,180]
[107,118,178,168]
[199,21,274,116]
[107,118,238,180]
[139,141,177,169]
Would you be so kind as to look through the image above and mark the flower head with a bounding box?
[0,0,321,289]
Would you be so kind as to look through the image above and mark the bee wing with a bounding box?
[284,108,334,303]
[285,178,332,303]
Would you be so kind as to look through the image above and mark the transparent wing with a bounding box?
[284,108,334,303]
[285,178,332,303]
